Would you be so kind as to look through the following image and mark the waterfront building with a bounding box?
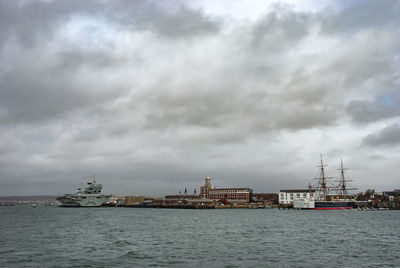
[252,193,279,205]
[125,196,154,206]
[200,177,252,202]
[164,195,199,200]
[279,189,315,204]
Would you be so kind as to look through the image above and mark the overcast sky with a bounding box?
[0,0,399,196]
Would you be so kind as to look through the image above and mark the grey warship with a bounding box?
[57,177,111,207]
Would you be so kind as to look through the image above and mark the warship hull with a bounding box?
[57,178,110,207]
[57,194,110,207]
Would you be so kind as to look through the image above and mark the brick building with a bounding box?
[200,177,252,202]
[252,193,279,205]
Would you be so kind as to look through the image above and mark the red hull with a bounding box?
[313,207,352,210]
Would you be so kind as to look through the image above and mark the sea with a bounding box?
[1,206,399,267]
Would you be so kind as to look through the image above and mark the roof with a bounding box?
[181,199,215,203]
[164,195,199,199]
[280,189,315,193]
[226,199,250,203]
[210,188,252,191]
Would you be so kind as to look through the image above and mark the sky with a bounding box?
[0,0,399,196]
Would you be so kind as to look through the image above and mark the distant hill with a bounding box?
[0,195,59,206]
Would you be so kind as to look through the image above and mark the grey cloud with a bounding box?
[362,123,400,147]
[251,4,314,51]
[132,5,221,38]
[0,0,220,125]
[135,81,339,144]
[322,0,400,34]
[0,65,127,124]
[274,106,338,130]
[1,1,400,195]
[0,0,97,47]
[54,49,126,72]
[345,92,400,124]
[282,71,334,105]
[0,0,220,48]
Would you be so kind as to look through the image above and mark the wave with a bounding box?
[112,240,134,247]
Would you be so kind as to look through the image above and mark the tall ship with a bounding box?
[294,156,357,210]
[57,176,111,207]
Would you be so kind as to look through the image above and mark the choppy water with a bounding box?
[0,206,399,267]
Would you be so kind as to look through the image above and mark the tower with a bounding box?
[200,177,214,198]
[205,177,211,187]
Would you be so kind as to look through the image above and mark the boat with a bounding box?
[294,156,357,210]
[57,176,111,207]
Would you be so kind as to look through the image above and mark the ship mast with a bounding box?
[310,156,356,202]
[336,158,357,199]
[318,154,328,201]
[339,158,347,198]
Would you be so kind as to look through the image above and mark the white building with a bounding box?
[279,189,315,204]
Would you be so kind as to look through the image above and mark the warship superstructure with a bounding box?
[57,177,111,207]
